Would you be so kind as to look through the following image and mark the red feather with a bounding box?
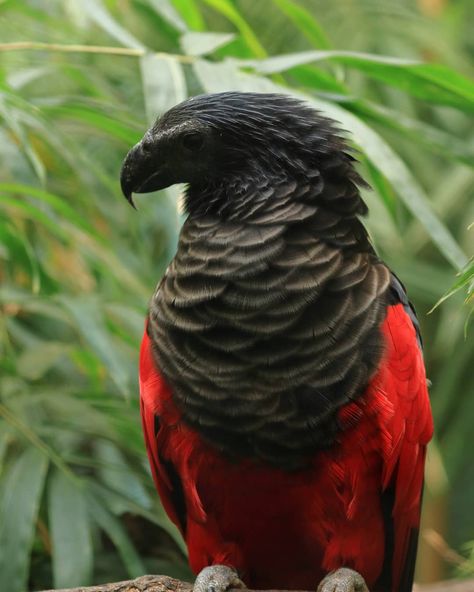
[139,303,433,591]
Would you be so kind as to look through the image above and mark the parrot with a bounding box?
[120,92,433,592]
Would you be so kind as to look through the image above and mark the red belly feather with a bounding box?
[139,303,433,590]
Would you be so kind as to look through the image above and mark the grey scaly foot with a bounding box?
[317,568,370,592]
[194,565,246,592]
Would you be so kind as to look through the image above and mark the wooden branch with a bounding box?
[40,576,192,592]
[414,581,474,592]
[39,574,474,592]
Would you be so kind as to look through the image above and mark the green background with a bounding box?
[0,0,473,590]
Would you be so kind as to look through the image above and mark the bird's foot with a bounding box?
[194,565,246,592]
[317,568,369,592]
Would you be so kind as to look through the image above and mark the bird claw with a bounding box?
[317,568,369,592]
[194,565,246,592]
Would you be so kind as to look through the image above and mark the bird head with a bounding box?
[120,91,347,211]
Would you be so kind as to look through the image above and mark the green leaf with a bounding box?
[0,193,68,238]
[432,257,474,310]
[81,0,145,49]
[0,95,46,183]
[2,219,42,293]
[193,59,468,270]
[86,491,146,578]
[58,296,131,397]
[0,427,10,478]
[181,31,235,56]
[194,58,273,92]
[89,481,186,553]
[0,183,99,239]
[44,104,141,145]
[0,290,71,326]
[0,402,76,479]
[246,50,474,112]
[95,440,150,510]
[140,54,187,124]
[363,157,398,221]
[147,0,188,32]
[49,471,93,588]
[288,65,348,95]
[7,66,50,91]
[0,448,48,592]
[172,0,205,30]
[272,0,331,49]
[248,50,419,75]
[349,101,474,167]
[202,0,267,58]
[17,342,68,380]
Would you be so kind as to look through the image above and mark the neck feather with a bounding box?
[148,165,389,468]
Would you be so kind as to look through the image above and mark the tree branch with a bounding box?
[38,574,474,592]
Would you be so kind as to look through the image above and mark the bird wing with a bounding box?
[139,326,187,534]
[377,289,433,591]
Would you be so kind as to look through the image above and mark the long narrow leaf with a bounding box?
[272,0,331,49]
[0,194,69,238]
[44,104,141,145]
[86,492,146,578]
[147,0,188,33]
[181,32,235,56]
[202,0,267,58]
[58,296,131,397]
[0,97,46,182]
[0,448,48,592]
[88,481,186,553]
[81,0,145,49]
[95,440,150,510]
[432,257,474,310]
[140,54,187,124]
[0,427,10,478]
[349,101,474,167]
[49,470,93,588]
[172,0,205,30]
[246,50,474,112]
[0,183,100,238]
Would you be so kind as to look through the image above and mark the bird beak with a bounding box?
[120,143,140,209]
[120,135,167,209]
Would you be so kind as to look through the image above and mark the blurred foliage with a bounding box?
[0,0,473,590]
[434,253,473,331]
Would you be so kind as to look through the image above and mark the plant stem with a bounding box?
[0,41,195,62]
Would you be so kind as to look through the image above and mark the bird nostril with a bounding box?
[141,136,153,153]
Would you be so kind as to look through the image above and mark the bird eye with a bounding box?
[181,132,205,152]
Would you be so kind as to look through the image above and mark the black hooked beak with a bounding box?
[120,135,167,209]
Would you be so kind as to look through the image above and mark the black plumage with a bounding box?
[121,92,392,468]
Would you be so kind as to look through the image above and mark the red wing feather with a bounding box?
[139,329,187,534]
[379,304,433,591]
